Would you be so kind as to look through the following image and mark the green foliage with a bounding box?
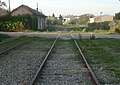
[67,19,79,25]
[0,33,11,42]
[0,36,29,52]
[79,14,89,25]
[79,38,120,82]
[46,13,63,26]
[88,21,110,31]
[47,25,86,33]
[58,14,63,25]
[46,16,62,25]
[109,20,120,33]
[115,12,120,20]
[90,34,95,39]
[117,20,120,29]
[0,14,38,32]
[114,28,120,33]
[0,21,25,32]
[52,13,55,17]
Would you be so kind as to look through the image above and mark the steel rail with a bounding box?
[0,39,31,55]
[30,34,60,85]
[71,34,100,85]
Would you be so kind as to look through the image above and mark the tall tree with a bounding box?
[0,0,7,8]
[59,14,63,20]
[115,12,120,20]
[59,14,63,24]
[79,14,95,24]
[79,14,90,25]
[52,13,55,17]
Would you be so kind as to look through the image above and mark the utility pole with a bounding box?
[100,12,103,22]
[37,2,38,11]
[37,3,40,29]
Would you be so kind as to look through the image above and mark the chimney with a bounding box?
[8,0,11,12]
[36,3,38,11]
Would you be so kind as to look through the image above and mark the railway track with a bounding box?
[30,34,100,85]
[0,37,55,85]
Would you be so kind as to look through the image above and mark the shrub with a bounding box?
[88,22,110,31]
[114,28,120,33]
[0,21,25,32]
[0,14,38,31]
[90,34,96,39]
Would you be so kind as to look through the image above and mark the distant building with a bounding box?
[63,15,79,24]
[0,8,8,16]
[90,14,114,23]
[10,5,46,29]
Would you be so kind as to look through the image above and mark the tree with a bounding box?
[52,13,55,17]
[46,16,59,25]
[79,14,95,25]
[79,14,89,25]
[59,14,63,24]
[67,19,79,25]
[0,0,7,8]
[115,12,120,20]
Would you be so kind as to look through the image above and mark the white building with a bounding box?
[63,15,79,24]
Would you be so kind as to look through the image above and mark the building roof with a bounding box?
[93,14,114,19]
[64,15,79,20]
[11,5,46,17]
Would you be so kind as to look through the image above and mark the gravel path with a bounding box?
[34,39,93,85]
[0,38,53,85]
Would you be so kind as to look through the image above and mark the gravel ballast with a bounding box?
[34,39,93,85]
[0,37,53,85]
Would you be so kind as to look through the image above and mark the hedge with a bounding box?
[88,21,110,31]
[0,14,38,31]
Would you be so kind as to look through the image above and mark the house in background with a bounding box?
[10,5,46,29]
[0,8,8,16]
[90,14,114,23]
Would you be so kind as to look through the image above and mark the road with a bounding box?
[0,32,120,39]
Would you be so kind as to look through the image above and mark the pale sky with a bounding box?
[2,0,120,16]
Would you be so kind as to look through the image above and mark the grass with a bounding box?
[0,36,30,53]
[0,34,11,42]
[77,38,120,83]
[0,36,55,53]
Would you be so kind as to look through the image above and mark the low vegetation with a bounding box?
[0,36,55,53]
[77,38,120,83]
[0,36,29,53]
[0,14,38,32]
[0,33,11,42]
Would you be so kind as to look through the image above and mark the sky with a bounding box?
[2,0,120,17]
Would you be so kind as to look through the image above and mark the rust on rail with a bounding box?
[71,34,100,85]
[30,34,60,85]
